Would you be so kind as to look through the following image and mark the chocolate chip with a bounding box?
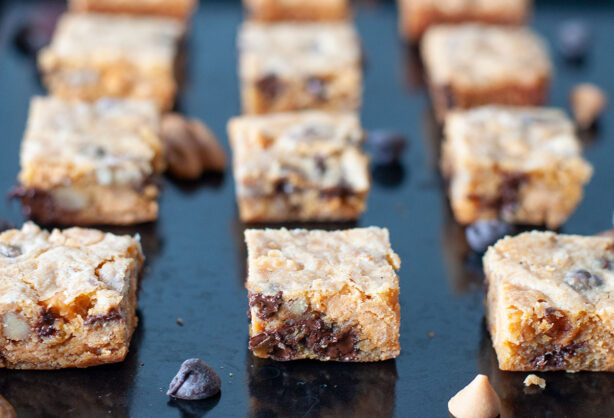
[315,155,327,174]
[530,343,582,369]
[274,179,295,195]
[79,144,107,158]
[84,308,121,325]
[167,359,221,400]
[598,257,612,270]
[257,74,284,101]
[565,269,602,292]
[365,130,407,165]
[35,308,56,337]
[465,220,515,253]
[305,77,326,101]
[249,292,283,320]
[499,172,527,216]
[557,20,590,62]
[0,243,21,258]
[13,7,59,56]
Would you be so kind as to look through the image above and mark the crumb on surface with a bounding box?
[523,374,546,389]
[428,332,435,338]
[176,318,184,326]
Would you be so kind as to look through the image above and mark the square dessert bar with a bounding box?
[0,222,143,369]
[238,22,362,114]
[246,227,401,362]
[421,24,551,121]
[228,111,370,222]
[14,96,165,226]
[243,0,350,21]
[441,106,592,228]
[69,0,196,20]
[38,13,185,111]
[398,0,531,42]
[485,231,614,371]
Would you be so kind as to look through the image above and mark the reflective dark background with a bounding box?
[0,0,613,417]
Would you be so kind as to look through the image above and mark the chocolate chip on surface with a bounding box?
[465,220,515,253]
[564,269,603,292]
[570,83,608,130]
[557,20,590,62]
[365,130,407,165]
[0,243,21,258]
[167,359,221,400]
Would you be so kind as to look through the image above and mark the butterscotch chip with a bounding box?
[0,395,16,418]
[570,83,607,129]
[523,374,546,389]
[448,374,501,418]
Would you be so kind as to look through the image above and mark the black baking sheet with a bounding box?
[0,0,613,417]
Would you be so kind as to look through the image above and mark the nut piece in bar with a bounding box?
[243,0,350,22]
[38,13,185,111]
[246,227,401,362]
[238,21,362,114]
[0,222,143,369]
[398,0,531,43]
[484,231,614,371]
[68,0,197,21]
[441,106,593,228]
[228,111,369,222]
[14,96,165,226]
[421,24,551,121]
[448,374,501,418]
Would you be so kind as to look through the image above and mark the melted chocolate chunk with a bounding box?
[319,181,354,199]
[257,74,284,101]
[248,292,283,320]
[315,155,327,174]
[167,358,221,400]
[274,179,295,195]
[530,343,582,369]
[0,243,21,258]
[305,77,326,101]
[35,308,57,338]
[84,309,122,325]
[543,308,572,339]
[499,172,528,216]
[564,269,602,292]
[249,312,359,361]
[9,186,62,224]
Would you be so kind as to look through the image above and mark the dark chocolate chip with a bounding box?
[0,243,21,258]
[13,7,59,56]
[84,309,121,325]
[564,269,602,292]
[35,308,57,337]
[257,74,284,101]
[531,343,582,369]
[305,77,326,101]
[315,155,327,175]
[557,20,590,62]
[249,292,283,320]
[274,179,295,195]
[465,220,515,253]
[79,144,107,158]
[499,172,527,216]
[365,130,407,166]
[167,359,221,400]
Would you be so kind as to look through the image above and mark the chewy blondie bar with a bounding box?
[398,0,531,42]
[0,222,142,369]
[246,227,401,362]
[238,21,362,114]
[14,96,165,226]
[69,0,197,20]
[421,24,551,121]
[441,106,592,228]
[485,231,614,371]
[228,111,369,222]
[38,13,185,111]
[243,0,350,21]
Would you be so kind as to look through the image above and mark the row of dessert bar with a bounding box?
[0,2,198,370]
[401,0,614,394]
[235,2,402,363]
[16,2,197,225]
[230,1,368,223]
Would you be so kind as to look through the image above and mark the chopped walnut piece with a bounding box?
[570,83,608,129]
[448,374,501,418]
[523,374,546,389]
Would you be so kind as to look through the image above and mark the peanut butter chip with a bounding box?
[570,83,608,129]
[448,374,501,418]
[161,113,226,180]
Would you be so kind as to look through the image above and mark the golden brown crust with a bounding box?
[244,0,350,22]
[69,0,197,20]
